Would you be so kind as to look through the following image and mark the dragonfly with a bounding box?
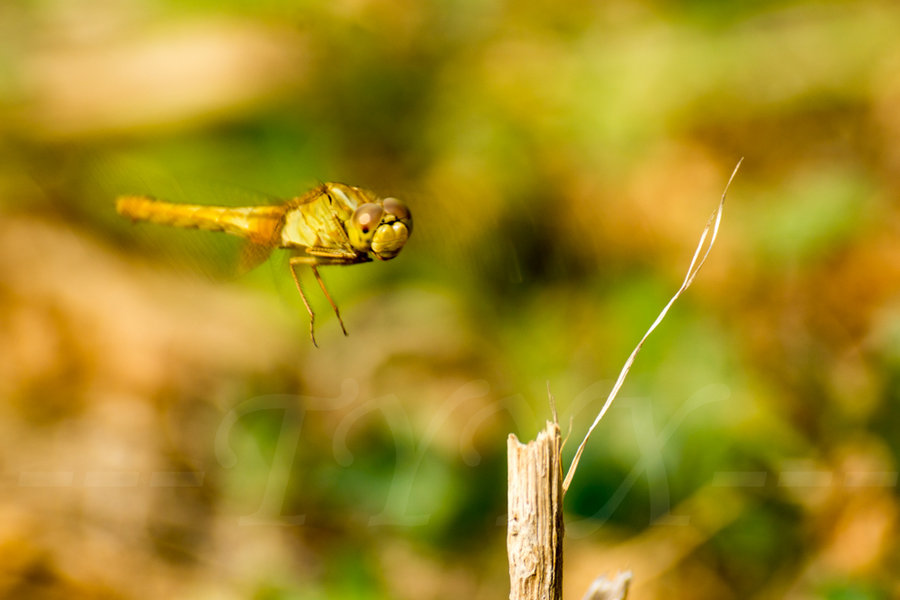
[116,182,412,346]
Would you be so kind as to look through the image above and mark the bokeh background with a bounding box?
[2,0,900,598]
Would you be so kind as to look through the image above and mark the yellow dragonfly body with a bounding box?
[116,182,412,345]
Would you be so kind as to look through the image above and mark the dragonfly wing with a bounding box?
[289,185,328,205]
[238,239,277,274]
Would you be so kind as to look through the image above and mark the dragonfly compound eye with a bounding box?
[348,203,385,251]
[382,197,411,227]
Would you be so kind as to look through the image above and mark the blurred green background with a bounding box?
[2,0,900,598]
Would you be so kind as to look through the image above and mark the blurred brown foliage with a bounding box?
[2,1,900,599]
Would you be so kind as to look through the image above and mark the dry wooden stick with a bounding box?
[508,422,564,600]
[581,571,632,600]
[506,160,742,600]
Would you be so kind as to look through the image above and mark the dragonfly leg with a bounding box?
[311,265,349,337]
[289,259,318,347]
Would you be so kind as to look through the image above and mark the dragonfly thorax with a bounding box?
[277,183,412,261]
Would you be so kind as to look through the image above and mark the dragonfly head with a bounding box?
[348,197,412,260]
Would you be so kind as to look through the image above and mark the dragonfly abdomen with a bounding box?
[116,196,284,244]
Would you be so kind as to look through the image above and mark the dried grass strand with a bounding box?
[562,158,743,494]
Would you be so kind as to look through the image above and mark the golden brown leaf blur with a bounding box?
[2,1,900,598]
